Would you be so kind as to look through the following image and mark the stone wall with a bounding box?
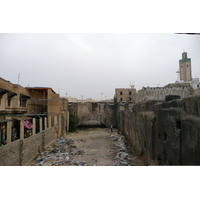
[136,84,193,103]
[0,127,55,166]
[69,102,116,127]
[116,95,200,165]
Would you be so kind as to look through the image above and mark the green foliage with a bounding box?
[69,112,79,132]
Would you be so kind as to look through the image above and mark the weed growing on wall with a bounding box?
[69,112,79,132]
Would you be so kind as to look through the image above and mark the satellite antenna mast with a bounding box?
[18,73,20,84]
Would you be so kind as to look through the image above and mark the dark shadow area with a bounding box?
[78,123,106,129]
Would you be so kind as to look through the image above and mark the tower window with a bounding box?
[129,92,131,95]
[120,98,122,101]
[120,92,123,95]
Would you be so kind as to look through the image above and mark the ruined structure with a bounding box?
[68,102,115,127]
[116,95,200,165]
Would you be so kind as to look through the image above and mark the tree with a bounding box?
[69,112,79,132]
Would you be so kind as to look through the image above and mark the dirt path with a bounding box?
[30,128,144,166]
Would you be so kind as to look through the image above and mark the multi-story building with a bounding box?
[115,85,136,103]
[0,77,68,145]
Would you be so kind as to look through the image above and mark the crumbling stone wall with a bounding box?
[0,127,55,166]
[116,95,200,165]
[69,102,116,127]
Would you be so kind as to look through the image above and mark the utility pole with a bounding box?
[18,73,20,84]
[100,93,103,101]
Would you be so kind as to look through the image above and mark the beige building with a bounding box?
[115,85,136,103]
[179,52,192,82]
[136,83,193,103]
[0,77,68,145]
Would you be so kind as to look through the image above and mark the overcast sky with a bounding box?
[1,33,200,100]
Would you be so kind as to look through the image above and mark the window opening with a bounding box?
[176,120,181,129]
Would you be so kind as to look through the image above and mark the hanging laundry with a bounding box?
[23,120,33,129]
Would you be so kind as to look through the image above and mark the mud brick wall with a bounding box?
[0,127,55,166]
[116,95,200,165]
[0,140,21,166]
[20,132,43,166]
[43,127,55,149]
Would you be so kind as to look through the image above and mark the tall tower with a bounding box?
[179,52,192,82]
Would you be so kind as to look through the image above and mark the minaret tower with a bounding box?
[179,52,192,82]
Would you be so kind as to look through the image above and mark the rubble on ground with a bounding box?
[107,131,133,166]
[31,130,138,166]
[32,137,88,166]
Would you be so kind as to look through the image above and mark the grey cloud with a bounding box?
[0,33,200,100]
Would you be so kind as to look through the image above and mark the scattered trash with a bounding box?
[107,131,130,166]
[39,160,45,166]
[32,129,135,166]
[75,150,85,155]
[65,156,70,160]
[79,161,86,166]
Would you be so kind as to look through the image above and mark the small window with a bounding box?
[120,98,122,101]
[130,98,131,101]
[129,92,131,95]
[197,84,199,88]
[163,131,167,141]
[176,120,181,129]
[120,92,123,95]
